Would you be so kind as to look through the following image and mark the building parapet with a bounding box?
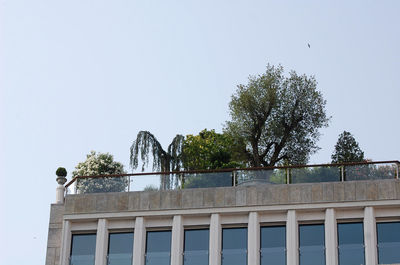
[63,179,400,215]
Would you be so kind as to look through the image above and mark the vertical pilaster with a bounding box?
[209,213,221,265]
[59,220,71,265]
[171,215,184,265]
[133,217,146,265]
[95,219,109,265]
[364,207,378,265]
[56,184,65,204]
[325,208,338,265]
[287,210,299,265]
[248,212,260,265]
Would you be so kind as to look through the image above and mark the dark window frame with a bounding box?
[336,221,365,265]
[376,220,400,264]
[183,227,210,265]
[69,233,97,265]
[221,226,248,265]
[260,224,287,265]
[145,229,172,265]
[107,231,134,265]
[298,223,326,265]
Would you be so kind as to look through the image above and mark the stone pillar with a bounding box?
[95,219,109,265]
[364,207,378,265]
[287,210,299,265]
[133,217,146,265]
[248,212,260,265]
[56,176,67,204]
[325,208,338,265]
[171,215,184,265]
[59,220,71,265]
[209,213,221,265]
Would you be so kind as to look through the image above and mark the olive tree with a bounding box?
[225,64,330,167]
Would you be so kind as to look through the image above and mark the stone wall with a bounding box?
[64,179,400,215]
[45,204,65,265]
[45,179,400,265]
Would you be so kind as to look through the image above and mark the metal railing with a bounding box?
[64,160,400,195]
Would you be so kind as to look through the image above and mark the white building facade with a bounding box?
[46,177,400,265]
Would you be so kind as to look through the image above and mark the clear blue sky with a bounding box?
[1,1,399,264]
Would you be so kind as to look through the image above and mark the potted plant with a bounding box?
[56,167,68,185]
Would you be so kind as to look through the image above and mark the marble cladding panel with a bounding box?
[64,180,400,214]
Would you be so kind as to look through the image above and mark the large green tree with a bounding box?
[73,151,127,193]
[182,129,246,170]
[331,131,365,163]
[225,64,330,167]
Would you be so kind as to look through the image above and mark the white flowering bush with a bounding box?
[72,151,128,193]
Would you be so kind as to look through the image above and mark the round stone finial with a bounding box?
[56,167,68,185]
[56,176,67,185]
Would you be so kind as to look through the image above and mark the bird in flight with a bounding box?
[307,43,311,48]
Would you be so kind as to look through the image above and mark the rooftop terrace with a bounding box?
[64,160,400,195]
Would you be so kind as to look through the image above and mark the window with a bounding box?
[222,227,247,265]
[337,223,364,265]
[377,222,400,264]
[183,229,209,265]
[299,224,325,265]
[145,230,171,265]
[260,226,286,265]
[70,234,96,265]
[107,232,134,265]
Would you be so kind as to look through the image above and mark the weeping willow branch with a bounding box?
[130,131,184,172]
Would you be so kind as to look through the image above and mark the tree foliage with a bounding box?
[72,151,127,193]
[130,130,246,172]
[331,131,365,163]
[130,131,184,172]
[182,129,246,170]
[130,131,184,190]
[225,64,330,167]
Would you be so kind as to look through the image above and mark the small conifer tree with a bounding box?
[331,131,365,163]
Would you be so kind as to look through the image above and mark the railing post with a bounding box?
[286,168,290,184]
[340,166,345,182]
[232,171,236,187]
[395,163,399,179]
[180,173,184,189]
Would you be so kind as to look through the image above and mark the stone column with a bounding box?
[95,219,109,265]
[364,207,378,265]
[325,208,338,265]
[133,217,146,265]
[171,215,184,265]
[209,213,221,265]
[248,212,260,265]
[59,220,71,265]
[56,176,67,204]
[287,210,299,265]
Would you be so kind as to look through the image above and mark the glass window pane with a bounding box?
[338,223,364,265]
[146,231,171,265]
[299,224,325,265]
[70,234,96,265]
[108,232,134,265]
[377,222,400,264]
[222,228,247,265]
[184,229,209,265]
[260,226,286,265]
